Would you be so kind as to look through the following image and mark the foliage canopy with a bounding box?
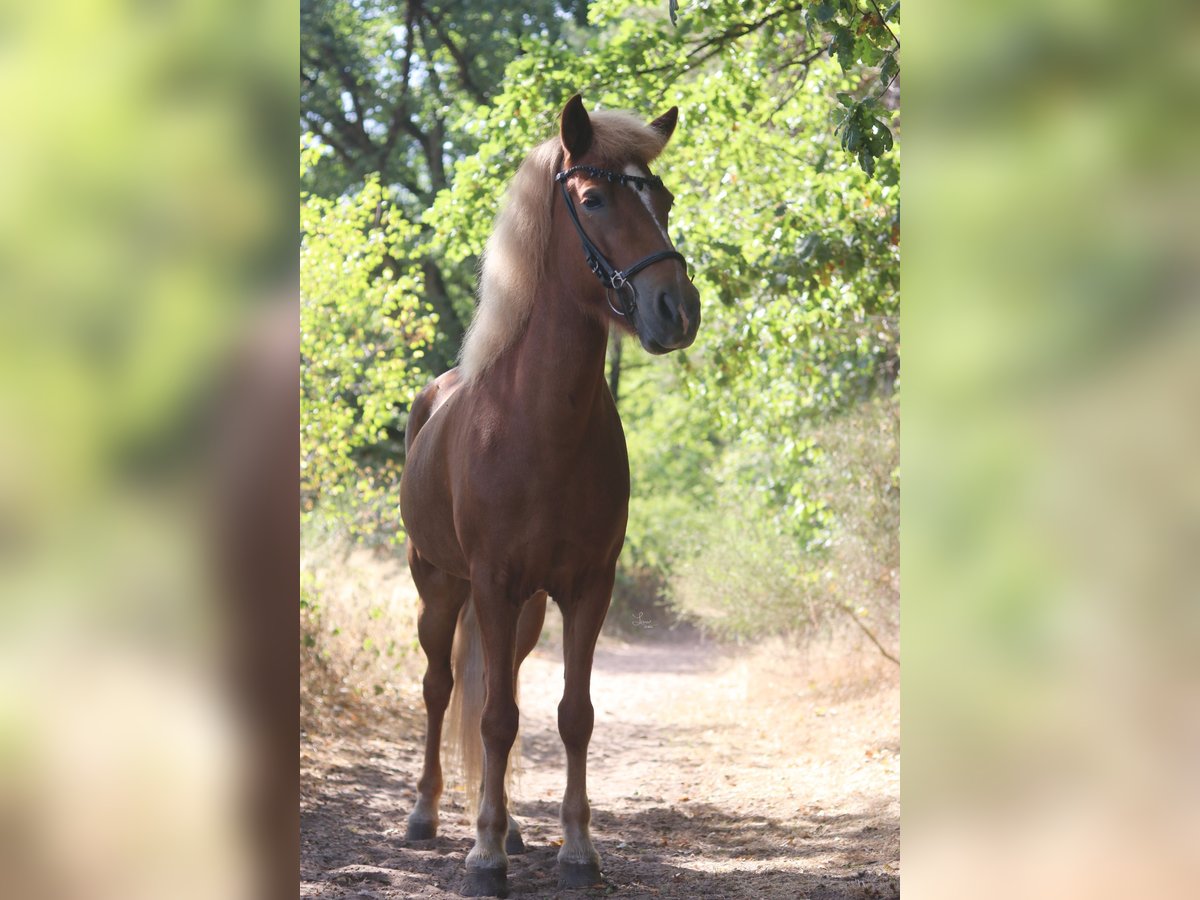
[300,0,900,639]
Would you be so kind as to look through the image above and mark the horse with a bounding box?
[399,94,701,897]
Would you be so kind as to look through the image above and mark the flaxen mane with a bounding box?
[459,110,671,380]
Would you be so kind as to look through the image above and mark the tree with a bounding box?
[301,0,900,640]
[422,0,898,523]
[301,0,593,371]
[300,140,437,540]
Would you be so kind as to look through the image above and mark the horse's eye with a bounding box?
[582,193,603,210]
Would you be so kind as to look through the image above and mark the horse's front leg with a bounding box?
[503,590,548,856]
[463,583,520,897]
[556,572,614,888]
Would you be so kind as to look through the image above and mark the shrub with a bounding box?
[667,395,898,643]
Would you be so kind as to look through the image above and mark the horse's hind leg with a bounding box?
[405,543,468,841]
[555,573,613,888]
[504,590,548,855]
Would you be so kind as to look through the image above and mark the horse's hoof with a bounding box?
[462,867,508,897]
[405,819,437,841]
[504,830,526,855]
[558,861,603,889]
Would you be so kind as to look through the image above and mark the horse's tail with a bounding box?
[447,600,519,815]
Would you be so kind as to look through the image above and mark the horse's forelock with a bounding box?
[582,109,670,168]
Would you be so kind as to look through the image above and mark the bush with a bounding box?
[300,139,436,544]
[606,563,679,637]
[300,512,424,728]
[667,395,898,643]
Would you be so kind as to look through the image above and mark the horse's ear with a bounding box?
[649,106,678,144]
[560,94,593,159]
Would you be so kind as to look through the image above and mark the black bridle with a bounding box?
[555,164,688,323]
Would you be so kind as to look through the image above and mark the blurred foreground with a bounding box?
[905,0,1200,896]
[2,1,1199,898]
[0,2,295,899]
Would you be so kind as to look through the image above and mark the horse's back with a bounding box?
[405,366,464,455]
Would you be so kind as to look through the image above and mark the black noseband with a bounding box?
[555,165,688,325]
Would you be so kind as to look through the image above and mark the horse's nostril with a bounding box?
[656,291,674,322]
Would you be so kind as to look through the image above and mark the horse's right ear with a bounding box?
[560,94,593,159]
[649,107,679,144]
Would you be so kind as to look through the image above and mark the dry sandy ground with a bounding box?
[301,622,899,899]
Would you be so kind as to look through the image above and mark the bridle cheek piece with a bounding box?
[556,164,688,325]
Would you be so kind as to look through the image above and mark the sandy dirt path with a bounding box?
[301,629,899,899]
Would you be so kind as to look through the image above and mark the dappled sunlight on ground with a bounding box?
[301,620,898,898]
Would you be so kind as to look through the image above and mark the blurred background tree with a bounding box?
[301,0,900,646]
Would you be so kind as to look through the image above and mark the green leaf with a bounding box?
[879,51,899,85]
[858,148,876,177]
[844,122,862,152]
[856,36,883,67]
[876,120,894,151]
[884,1,900,22]
[830,23,856,71]
[813,0,837,23]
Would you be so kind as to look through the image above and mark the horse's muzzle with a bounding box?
[637,283,700,353]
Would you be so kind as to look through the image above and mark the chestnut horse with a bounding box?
[399,95,700,897]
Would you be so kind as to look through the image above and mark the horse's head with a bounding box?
[556,95,701,354]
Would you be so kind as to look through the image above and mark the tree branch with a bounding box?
[683,3,807,64]
[760,43,828,122]
[867,0,900,51]
[615,4,809,89]
[401,0,416,96]
[304,38,377,161]
[302,111,358,164]
[417,3,489,105]
[841,603,899,666]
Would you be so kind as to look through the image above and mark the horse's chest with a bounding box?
[536,456,628,529]
[514,436,628,522]
[514,459,629,578]
[459,424,629,563]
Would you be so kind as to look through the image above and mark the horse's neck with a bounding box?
[505,268,611,431]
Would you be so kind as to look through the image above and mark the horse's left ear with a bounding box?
[560,94,593,159]
[649,107,678,143]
